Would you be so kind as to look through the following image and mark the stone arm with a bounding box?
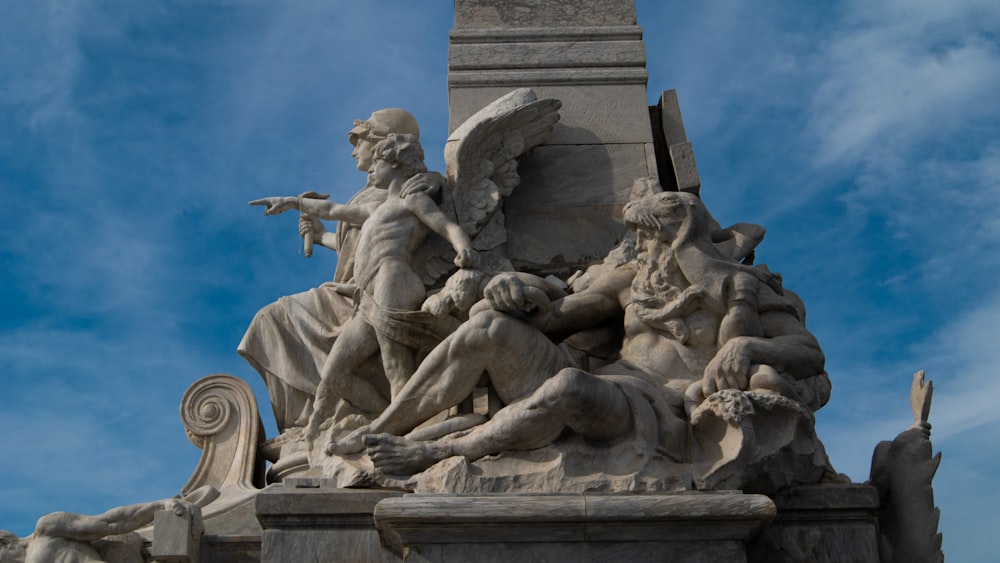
[485,265,632,335]
[703,308,825,393]
[249,196,371,225]
[468,272,569,318]
[404,192,478,268]
[34,499,186,543]
[298,215,339,250]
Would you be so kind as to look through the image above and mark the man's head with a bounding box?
[368,133,427,188]
[349,108,420,172]
[0,531,25,563]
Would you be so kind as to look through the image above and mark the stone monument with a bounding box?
[1,2,943,562]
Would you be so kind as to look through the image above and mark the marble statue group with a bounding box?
[1,84,943,562]
[1,0,947,557]
[241,89,838,494]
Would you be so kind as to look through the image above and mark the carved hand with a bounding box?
[702,336,752,396]
[249,196,297,215]
[299,215,327,238]
[484,273,531,314]
[401,171,445,198]
[454,248,479,269]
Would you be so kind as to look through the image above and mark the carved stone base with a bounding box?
[255,483,404,563]
[374,492,776,562]
[748,484,880,563]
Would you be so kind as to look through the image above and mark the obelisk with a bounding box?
[448,0,657,272]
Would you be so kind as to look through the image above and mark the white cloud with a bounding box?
[808,0,1000,166]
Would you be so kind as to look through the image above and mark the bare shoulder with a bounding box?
[585,263,636,298]
[34,512,74,536]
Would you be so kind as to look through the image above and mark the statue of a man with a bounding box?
[0,498,196,563]
[251,134,479,444]
[238,109,420,438]
[331,186,828,476]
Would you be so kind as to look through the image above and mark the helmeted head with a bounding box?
[349,108,420,172]
[0,531,25,563]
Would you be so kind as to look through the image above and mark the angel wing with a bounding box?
[445,88,561,238]
[413,88,562,286]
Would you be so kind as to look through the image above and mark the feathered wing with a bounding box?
[413,88,562,285]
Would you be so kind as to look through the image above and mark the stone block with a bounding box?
[449,40,646,71]
[449,84,653,144]
[658,89,689,146]
[375,492,775,562]
[454,0,636,28]
[670,141,701,194]
[748,484,880,563]
[151,508,201,563]
[505,143,651,270]
[255,485,404,563]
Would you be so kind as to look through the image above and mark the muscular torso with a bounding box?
[353,197,430,290]
[619,298,721,387]
[603,264,723,386]
[334,185,387,283]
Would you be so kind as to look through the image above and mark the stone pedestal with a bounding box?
[374,492,776,562]
[255,482,404,563]
[450,0,657,272]
[748,484,880,563]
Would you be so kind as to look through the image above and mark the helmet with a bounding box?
[348,108,420,146]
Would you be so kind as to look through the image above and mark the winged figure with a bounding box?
[249,89,561,452]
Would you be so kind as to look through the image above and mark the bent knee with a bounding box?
[454,310,521,346]
[537,368,598,409]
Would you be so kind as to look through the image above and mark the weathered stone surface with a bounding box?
[256,486,404,563]
[375,492,775,562]
[449,1,654,271]
[658,89,690,146]
[691,390,837,494]
[449,84,653,144]
[152,505,203,563]
[505,143,650,269]
[450,40,646,71]
[650,89,702,194]
[748,485,880,563]
[454,0,636,28]
[670,141,701,193]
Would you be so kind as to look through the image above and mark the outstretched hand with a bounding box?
[249,196,297,215]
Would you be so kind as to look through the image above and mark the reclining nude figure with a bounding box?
[0,491,211,563]
[252,133,478,444]
[331,187,827,475]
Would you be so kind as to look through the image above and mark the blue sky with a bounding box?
[2,1,997,559]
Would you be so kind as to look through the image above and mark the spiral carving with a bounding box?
[180,377,236,439]
[179,374,263,494]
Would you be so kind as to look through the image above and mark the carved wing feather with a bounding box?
[414,89,561,287]
[447,89,561,237]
